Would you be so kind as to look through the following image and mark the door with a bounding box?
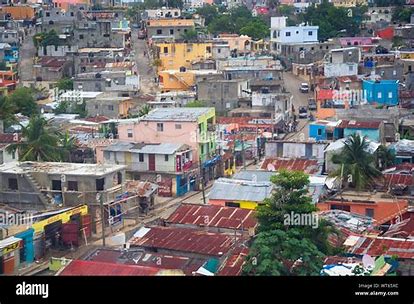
[148,154,155,171]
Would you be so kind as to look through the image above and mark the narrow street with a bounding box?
[282,71,315,141]
[19,27,37,82]
[131,29,158,95]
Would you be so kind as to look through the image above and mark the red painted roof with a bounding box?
[339,120,382,129]
[349,237,414,259]
[384,174,414,186]
[0,133,21,143]
[59,260,160,276]
[166,203,257,230]
[261,157,321,174]
[129,226,237,257]
[38,57,68,69]
[218,247,249,276]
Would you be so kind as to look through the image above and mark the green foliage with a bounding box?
[180,28,198,41]
[299,1,361,41]
[7,87,38,117]
[6,115,61,162]
[185,100,206,107]
[376,145,395,170]
[279,4,295,16]
[59,131,77,162]
[330,134,382,190]
[243,170,339,276]
[372,0,405,6]
[56,78,74,91]
[138,104,151,117]
[207,6,268,39]
[0,95,17,126]
[392,7,414,23]
[196,5,219,26]
[392,36,406,48]
[33,30,61,48]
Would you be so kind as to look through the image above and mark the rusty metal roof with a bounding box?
[129,226,237,257]
[166,203,257,231]
[261,157,321,174]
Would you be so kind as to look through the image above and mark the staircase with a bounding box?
[23,170,54,206]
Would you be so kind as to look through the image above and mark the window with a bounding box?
[377,92,382,99]
[139,153,144,162]
[157,123,164,132]
[349,65,353,72]
[225,202,240,208]
[108,105,114,111]
[174,12,178,16]
[163,47,168,53]
[169,29,174,35]
[175,124,182,129]
[365,208,374,218]
[200,145,204,154]
[308,31,313,36]
[285,32,291,37]
[79,34,84,39]
[46,12,50,17]
[273,31,277,38]
[165,155,169,161]
[157,29,162,35]
[8,178,18,190]
[95,104,98,109]
[388,92,393,99]
[96,178,105,191]
[296,30,299,34]
[206,46,211,53]
[317,128,322,136]
[127,129,133,138]
[67,181,78,191]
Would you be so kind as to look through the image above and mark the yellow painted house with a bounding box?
[155,42,213,71]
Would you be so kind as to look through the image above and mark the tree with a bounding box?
[138,104,151,117]
[240,19,268,40]
[56,78,74,91]
[196,5,219,26]
[330,134,382,190]
[243,170,339,276]
[185,100,206,107]
[7,87,38,117]
[0,61,7,70]
[33,30,60,48]
[6,115,61,162]
[243,229,325,276]
[59,131,77,162]
[0,95,17,127]
[180,28,198,41]
[392,7,414,23]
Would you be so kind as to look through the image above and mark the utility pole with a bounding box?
[199,156,206,205]
[241,132,246,170]
[98,192,106,246]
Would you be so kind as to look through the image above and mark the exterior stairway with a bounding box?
[23,170,54,206]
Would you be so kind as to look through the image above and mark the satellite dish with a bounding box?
[362,254,375,270]
[267,163,276,171]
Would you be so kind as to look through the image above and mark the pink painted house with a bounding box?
[339,37,374,47]
[117,107,216,163]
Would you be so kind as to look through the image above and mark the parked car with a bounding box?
[308,98,317,111]
[138,30,146,39]
[299,83,309,93]
[299,106,308,118]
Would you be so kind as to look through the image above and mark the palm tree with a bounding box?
[376,145,395,170]
[6,115,61,162]
[59,131,77,162]
[138,104,151,117]
[331,134,382,190]
[0,95,17,129]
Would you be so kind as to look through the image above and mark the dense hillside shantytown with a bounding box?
[0,0,414,281]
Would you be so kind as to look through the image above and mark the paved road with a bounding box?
[131,29,159,95]
[283,71,315,141]
[19,27,37,82]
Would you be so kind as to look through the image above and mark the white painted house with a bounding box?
[270,17,319,54]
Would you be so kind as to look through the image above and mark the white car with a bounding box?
[300,83,310,93]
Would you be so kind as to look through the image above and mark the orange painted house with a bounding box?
[317,194,408,225]
[0,6,36,20]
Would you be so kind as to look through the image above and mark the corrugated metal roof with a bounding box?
[209,178,273,202]
[166,203,257,230]
[218,247,249,276]
[260,158,321,174]
[141,107,214,122]
[348,236,414,259]
[59,260,161,276]
[129,226,237,257]
[233,170,275,183]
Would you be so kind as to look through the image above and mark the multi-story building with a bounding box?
[146,19,195,40]
[323,47,360,78]
[362,79,399,106]
[270,17,318,54]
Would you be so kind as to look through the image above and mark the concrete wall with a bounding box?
[265,141,326,160]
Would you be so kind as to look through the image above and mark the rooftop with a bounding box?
[339,120,382,129]
[260,157,321,174]
[166,203,257,230]
[348,236,414,259]
[140,107,214,122]
[0,161,126,176]
[104,142,190,155]
[59,259,162,276]
[129,226,237,257]
[209,178,273,202]
[147,19,194,27]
